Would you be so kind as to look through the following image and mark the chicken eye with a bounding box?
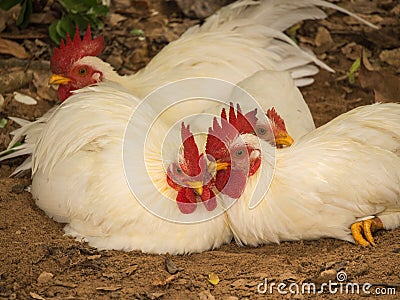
[78,68,87,76]
[257,127,266,135]
[176,167,182,174]
[236,149,244,157]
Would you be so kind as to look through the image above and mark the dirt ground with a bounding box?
[0,0,400,299]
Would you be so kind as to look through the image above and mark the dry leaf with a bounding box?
[13,92,37,105]
[230,278,246,288]
[152,273,179,286]
[30,12,55,24]
[109,13,127,26]
[315,26,333,50]
[29,292,45,300]
[165,256,180,274]
[208,272,219,285]
[122,265,138,276]
[0,38,31,59]
[359,51,400,103]
[37,271,54,284]
[379,48,400,68]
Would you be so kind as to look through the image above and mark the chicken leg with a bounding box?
[351,217,384,246]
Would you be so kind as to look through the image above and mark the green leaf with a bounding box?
[59,0,97,13]
[348,57,361,85]
[49,20,62,44]
[89,4,109,17]
[0,118,7,129]
[0,0,21,11]
[69,14,90,32]
[349,57,361,74]
[59,15,75,38]
[16,0,32,28]
[130,29,144,37]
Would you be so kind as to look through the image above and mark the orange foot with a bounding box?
[351,217,384,246]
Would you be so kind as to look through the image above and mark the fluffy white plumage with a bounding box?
[224,103,400,246]
[30,83,232,254]
[0,0,381,253]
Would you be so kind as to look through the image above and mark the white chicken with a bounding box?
[29,82,233,254]
[25,79,294,253]
[206,102,400,247]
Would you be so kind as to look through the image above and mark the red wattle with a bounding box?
[176,188,197,214]
[201,188,217,211]
[221,169,247,199]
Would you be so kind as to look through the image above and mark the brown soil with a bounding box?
[0,1,399,299]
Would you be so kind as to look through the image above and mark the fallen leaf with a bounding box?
[29,292,45,300]
[314,26,333,52]
[109,13,127,26]
[379,48,400,68]
[315,269,337,284]
[359,50,400,103]
[0,118,7,129]
[152,273,179,286]
[30,12,55,24]
[87,254,101,260]
[341,42,362,60]
[0,38,31,59]
[230,278,246,288]
[208,272,219,285]
[37,271,54,284]
[13,92,37,105]
[165,256,181,274]
[122,265,138,276]
[96,285,122,291]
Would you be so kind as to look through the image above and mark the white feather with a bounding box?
[30,83,232,254]
[225,103,400,246]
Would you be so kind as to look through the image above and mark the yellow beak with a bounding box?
[185,181,203,196]
[216,161,230,171]
[275,133,294,148]
[49,74,72,85]
[207,160,230,175]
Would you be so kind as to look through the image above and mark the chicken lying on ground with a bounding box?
[29,82,233,254]
[9,81,295,253]
[206,103,400,247]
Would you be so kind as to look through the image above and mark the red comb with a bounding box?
[181,123,201,176]
[206,103,258,160]
[228,103,258,134]
[266,107,287,132]
[50,25,105,74]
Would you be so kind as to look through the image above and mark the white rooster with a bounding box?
[206,103,400,247]
[25,80,293,253]
[28,82,233,254]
